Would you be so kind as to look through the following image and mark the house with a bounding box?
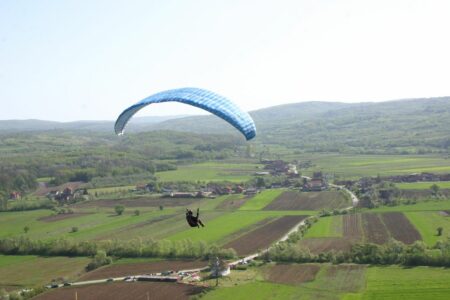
[9,191,21,200]
[302,172,328,191]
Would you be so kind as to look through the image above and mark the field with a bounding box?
[289,154,450,179]
[264,264,320,285]
[80,260,207,281]
[405,211,450,245]
[34,282,205,300]
[0,255,89,291]
[223,215,307,255]
[263,191,350,211]
[156,162,260,182]
[357,266,450,299]
[304,215,342,238]
[239,190,285,211]
[396,181,450,190]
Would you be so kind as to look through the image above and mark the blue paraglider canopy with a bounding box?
[115,87,256,140]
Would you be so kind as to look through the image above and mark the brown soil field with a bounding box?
[223,215,307,256]
[380,212,422,244]
[74,197,202,208]
[362,213,389,244]
[80,260,207,281]
[38,213,92,222]
[216,195,252,210]
[299,237,354,254]
[33,282,204,300]
[263,191,349,211]
[343,214,363,240]
[265,263,320,285]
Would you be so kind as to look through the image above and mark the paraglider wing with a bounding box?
[114,87,256,140]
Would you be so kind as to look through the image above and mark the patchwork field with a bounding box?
[34,282,204,300]
[263,191,350,211]
[361,212,422,245]
[74,196,203,208]
[80,260,207,281]
[223,215,307,256]
[0,255,89,291]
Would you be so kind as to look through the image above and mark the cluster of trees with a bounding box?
[0,198,55,212]
[262,238,450,267]
[0,236,236,260]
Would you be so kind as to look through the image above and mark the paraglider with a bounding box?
[114,87,256,140]
[186,208,205,228]
[115,87,256,229]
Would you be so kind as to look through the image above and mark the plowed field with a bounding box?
[362,213,389,244]
[223,215,307,256]
[381,212,421,244]
[263,191,349,210]
[265,264,320,285]
[33,282,204,300]
[80,260,207,281]
[343,214,363,240]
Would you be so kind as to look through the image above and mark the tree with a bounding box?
[430,184,440,197]
[134,209,140,216]
[86,250,112,271]
[115,205,125,215]
[159,205,164,211]
[23,226,30,234]
[437,227,443,236]
[71,226,79,233]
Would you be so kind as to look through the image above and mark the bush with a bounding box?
[114,205,125,215]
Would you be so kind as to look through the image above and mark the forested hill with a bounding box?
[2,97,449,154]
[151,97,450,154]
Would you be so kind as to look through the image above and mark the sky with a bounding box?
[0,0,449,121]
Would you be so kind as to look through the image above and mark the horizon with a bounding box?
[1,95,449,122]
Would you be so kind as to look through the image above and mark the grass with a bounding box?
[356,266,450,299]
[304,216,343,238]
[239,190,284,211]
[156,162,260,182]
[202,281,300,300]
[396,181,450,190]
[405,211,450,246]
[289,154,450,179]
[0,255,89,291]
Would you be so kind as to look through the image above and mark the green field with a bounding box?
[304,215,342,238]
[405,211,450,246]
[367,200,450,213]
[290,154,450,179]
[239,190,284,211]
[202,264,450,300]
[357,266,450,299]
[0,255,89,291]
[156,162,260,182]
[396,181,450,190]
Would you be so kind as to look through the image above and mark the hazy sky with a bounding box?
[1,0,449,121]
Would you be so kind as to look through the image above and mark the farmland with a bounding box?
[396,181,450,190]
[290,154,450,179]
[239,190,285,211]
[223,215,307,256]
[0,255,89,291]
[405,211,450,245]
[156,162,260,182]
[263,191,350,211]
[34,282,205,300]
[79,260,207,281]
